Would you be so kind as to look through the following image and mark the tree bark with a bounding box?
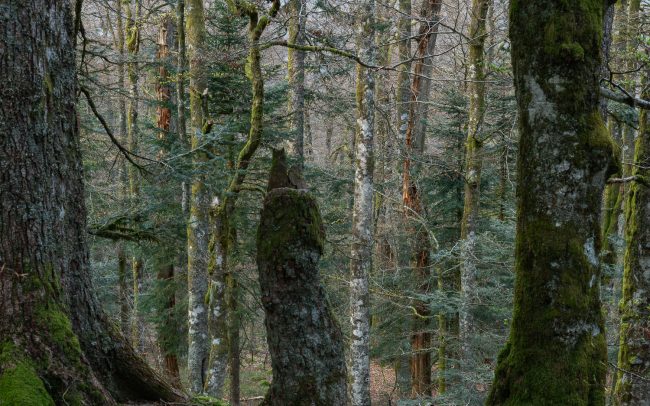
[350,0,376,403]
[0,0,180,403]
[486,0,617,403]
[155,13,181,382]
[257,151,347,406]
[458,0,490,389]
[186,0,211,393]
[287,0,307,166]
[206,0,279,396]
[613,68,650,405]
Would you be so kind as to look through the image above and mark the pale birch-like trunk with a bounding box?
[205,0,279,396]
[350,1,376,403]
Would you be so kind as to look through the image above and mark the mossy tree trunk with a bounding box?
[350,0,376,403]
[486,0,618,404]
[458,0,490,388]
[205,0,280,397]
[613,70,650,405]
[0,0,180,403]
[186,0,211,393]
[257,151,347,406]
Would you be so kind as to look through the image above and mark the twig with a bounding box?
[79,85,152,173]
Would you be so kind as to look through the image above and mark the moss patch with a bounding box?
[0,342,54,406]
[35,305,82,365]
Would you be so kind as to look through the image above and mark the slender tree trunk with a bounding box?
[206,0,278,395]
[349,0,376,403]
[613,68,650,406]
[186,0,210,393]
[177,0,190,213]
[458,0,490,385]
[155,14,181,381]
[124,0,145,352]
[396,0,411,147]
[287,0,306,166]
[400,0,442,396]
[0,0,179,402]
[114,0,132,339]
[487,0,617,403]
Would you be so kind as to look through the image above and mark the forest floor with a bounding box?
[119,361,397,406]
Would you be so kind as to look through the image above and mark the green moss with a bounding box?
[0,343,54,406]
[257,188,325,267]
[35,305,82,365]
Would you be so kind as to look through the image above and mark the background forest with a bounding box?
[4,0,648,404]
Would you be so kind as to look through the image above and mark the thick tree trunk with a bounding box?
[186,0,211,393]
[458,0,490,388]
[257,151,347,406]
[0,1,179,403]
[486,0,617,403]
[350,1,376,404]
[613,71,650,405]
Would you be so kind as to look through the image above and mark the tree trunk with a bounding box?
[486,0,617,403]
[458,0,490,387]
[177,0,190,213]
[350,0,376,403]
[613,69,650,405]
[186,0,211,393]
[287,0,307,166]
[257,151,347,406]
[155,14,181,381]
[401,0,443,396]
[206,1,277,395]
[0,0,179,403]
[395,0,411,148]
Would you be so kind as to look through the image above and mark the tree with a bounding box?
[287,0,307,165]
[487,0,618,403]
[613,68,650,404]
[459,0,490,385]
[186,0,211,393]
[349,0,376,403]
[257,150,347,405]
[400,0,443,396]
[0,0,178,403]
[205,0,280,397]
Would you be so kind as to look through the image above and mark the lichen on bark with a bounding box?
[613,66,650,405]
[486,0,618,404]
